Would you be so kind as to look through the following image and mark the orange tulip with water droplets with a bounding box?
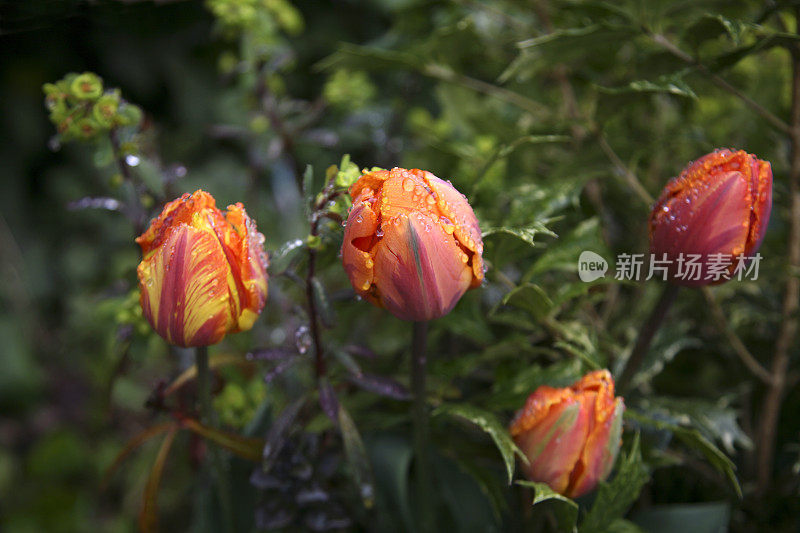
[649,149,772,286]
[341,167,484,321]
[509,370,624,499]
[135,190,269,347]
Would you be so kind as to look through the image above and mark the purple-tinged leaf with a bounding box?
[247,347,296,361]
[264,355,301,385]
[262,396,308,473]
[348,373,411,401]
[344,344,378,360]
[318,378,340,423]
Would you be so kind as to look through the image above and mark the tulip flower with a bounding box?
[649,149,772,286]
[341,167,484,321]
[509,370,624,498]
[135,190,269,347]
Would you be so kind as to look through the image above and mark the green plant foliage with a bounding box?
[4,0,800,530]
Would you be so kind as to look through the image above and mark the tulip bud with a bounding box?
[135,190,269,347]
[341,167,484,321]
[649,149,772,286]
[509,370,624,498]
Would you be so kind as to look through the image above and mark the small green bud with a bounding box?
[92,95,119,128]
[116,104,142,127]
[70,72,103,100]
[73,117,100,139]
[306,234,322,249]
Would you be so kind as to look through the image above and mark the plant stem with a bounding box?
[196,346,234,533]
[410,321,433,531]
[756,11,800,494]
[618,283,680,391]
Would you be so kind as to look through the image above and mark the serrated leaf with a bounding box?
[499,283,553,320]
[598,74,697,99]
[482,223,556,249]
[338,404,375,508]
[433,403,526,484]
[580,434,649,533]
[516,480,578,532]
[625,410,741,498]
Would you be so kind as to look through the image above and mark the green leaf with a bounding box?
[270,238,306,274]
[101,422,174,489]
[598,73,697,99]
[630,502,730,533]
[482,223,557,249]
[138,425,178,533]
[338,404,376,508]
[335,153,362,189]
[625,410,741,498]
[516,480,578,532]
[580,434,649,533]
[433,403,527,484]
[182,418,264,462]
[498,283,553,320]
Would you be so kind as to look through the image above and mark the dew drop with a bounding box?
[402,178,415,192]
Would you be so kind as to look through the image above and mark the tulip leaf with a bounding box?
[138,424,178,533]
[182,418,264,462]
[101,421,174,489]
[579,433,649,533]
[163,353,250,396]
[311,276,335,327]
[516,480,578,532]
[338,403,376,508]
[262,395,309,472]
[482,223,556,249]
[625,410,741,498]
[433,403,526,484]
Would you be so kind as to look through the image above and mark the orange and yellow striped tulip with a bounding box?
[341,168,484,321]
[135,190,269,347]
[510,370,624,498]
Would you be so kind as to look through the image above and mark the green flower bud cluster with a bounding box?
[323,69,377,111]
[43,72,143,142]
[206,0,303,36]
[213,378,267,428]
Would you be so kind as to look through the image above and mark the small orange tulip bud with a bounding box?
[135,190,269,347]
[341,168,484,321]
[510,370,624,498]
[649,149,772,286]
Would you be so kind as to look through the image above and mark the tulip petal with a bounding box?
[372,211,474,321]
[215,203,269,331]
[566,397,624,498]
[342,198,380,299]
[650,150,773,286]
[138,223,233,347]
[514,400,590,494]
[425,173,485,285]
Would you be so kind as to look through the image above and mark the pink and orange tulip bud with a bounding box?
[135,190,269,347]
[341,167,484,321]
[510,370,624,499]
[649,149,772,286]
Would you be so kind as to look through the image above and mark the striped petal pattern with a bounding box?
[341,167,483,321]
[135,190,269,347]
[509,370,624,499]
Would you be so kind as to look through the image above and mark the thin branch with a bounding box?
[596,130,655,205]
[701,287,774,385]
[648,31,792,135]
[756,10,800,495]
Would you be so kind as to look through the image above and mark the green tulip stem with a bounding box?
[411,320,434,531]
[619,283,680,391]
[196,346,234,533]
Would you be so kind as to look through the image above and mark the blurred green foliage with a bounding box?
[2,0,800,531]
